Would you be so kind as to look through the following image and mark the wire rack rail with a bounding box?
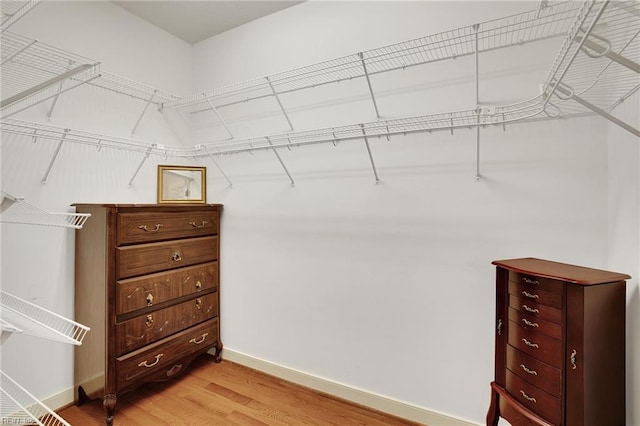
[165,1,581,114]
[1,191,91,229]
[0,0,42,32]
[1,370,71,426]
[0,291,90,346]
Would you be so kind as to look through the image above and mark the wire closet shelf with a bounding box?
[1,191,91,228]
[1,370,71,426]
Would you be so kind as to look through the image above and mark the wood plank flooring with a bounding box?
[59,354,423,425]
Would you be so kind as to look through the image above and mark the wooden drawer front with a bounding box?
[509,295,562,325]
[118,211,218,245]
[116,262,218,315]
[508,321,562,368]
[508,271,564,295]
[116,236,218,279]
[508,281,562,309]
[505,370,561,425]
[116,318,218,390]
[508,307,562,340]
[506,345,561,396]
[116,292,218,355]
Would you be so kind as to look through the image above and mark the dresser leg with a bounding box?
[486,384,499,426]
[213,341,223,363]
[103,394,117,426]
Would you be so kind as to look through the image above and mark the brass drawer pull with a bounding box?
[138,353,163,368]
[521,318,539,328]
[189,220,208,228]
[171,250,182,262]
[520,364,538,376]
[497,318,502,336]
[522,304,539,314]
[523,277,539,285]
[521,338,539,349]
[195,280,202,291]
[139,224,163,232]
[195,298,203,310]
[145,314,154,327]
[520,390,537,403]
[189,333,209,345]
[571,349,577,369]
[146,293,154,306]
[521,291,539,300]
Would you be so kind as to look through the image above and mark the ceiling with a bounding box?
[111,1,304,44]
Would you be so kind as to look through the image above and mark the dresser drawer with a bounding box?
[508,321,562,368]
[509,271,563,294]
[116,236,218,279]
[116,292,218,355]
[509,295,562,325]
[116,318,219,390]
[508,281,562,309]
[116,262,218,315]
[508,307,562,340]
[506,345,561,396]
[117,211,218,245]
[505,370,561,425]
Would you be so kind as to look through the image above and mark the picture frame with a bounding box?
[157,165,206,204]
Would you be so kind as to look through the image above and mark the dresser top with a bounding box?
[492,257,631,285]
[72,203,223,208]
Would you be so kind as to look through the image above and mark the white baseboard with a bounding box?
[220,348,480,426]
[43,387,76,413]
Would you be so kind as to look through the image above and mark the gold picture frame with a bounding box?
[157,165,206,204]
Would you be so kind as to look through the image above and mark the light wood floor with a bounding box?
[59,354,423,425]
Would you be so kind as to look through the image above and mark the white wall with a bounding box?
[1,1,638,425]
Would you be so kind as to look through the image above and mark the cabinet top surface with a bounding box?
[72,203,223,209]
[492,257,630,285]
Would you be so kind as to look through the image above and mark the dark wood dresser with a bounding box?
[73,204,223,425]
[487,257,629,426]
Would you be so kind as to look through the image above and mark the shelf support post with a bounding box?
[359,52,381,119]
[208,153,233,188]
[206,98,234,139]
[555,84,640,137]
[473,23,482,181]
[41,129,68,184]
[267,137,295,186]
[128,144,156,187]
[266,77,294,131]
[132,90,157,135]
[360,124,380,184]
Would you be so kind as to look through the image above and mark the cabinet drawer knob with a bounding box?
[521,318,539,328]
[521,291,539,300]
[139,224,163,232]
[145,314,154,327]
[189,333,209,345]
[520,364,538,376]
[138,353,163,368]
[171,250,182,262]
[189,220,208,228]
[521,338,539,349]
[521,304,539,314]
[146,293,154,306]
[522,277,539,285]
[195,280,202,291]
[195,298,203,310]
[519,390,537,403]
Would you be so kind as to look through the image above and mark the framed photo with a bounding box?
[157,165,206,204]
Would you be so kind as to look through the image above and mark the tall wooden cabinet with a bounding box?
[487,258,629,426]
[73,203,223,425]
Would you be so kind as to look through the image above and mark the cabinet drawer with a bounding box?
[508,271,563,294]
[508,307,562,340]
[509,295,562,325]
[508,321,562,368]
[116,262,218,315]
[118,211,218,245]
[116,318,218,390]
[116,236,218,279]
[505,370,561,425]
[508,281,562,309]
[506,345,561,396]
[116,292,218,355]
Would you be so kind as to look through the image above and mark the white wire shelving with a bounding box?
[1,191,91,229]
[0,0,42,32]
[1,370,71,426]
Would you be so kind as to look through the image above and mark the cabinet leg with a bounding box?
[214,341,223,363]
[103,394,117,426]
[486,384,499,426]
